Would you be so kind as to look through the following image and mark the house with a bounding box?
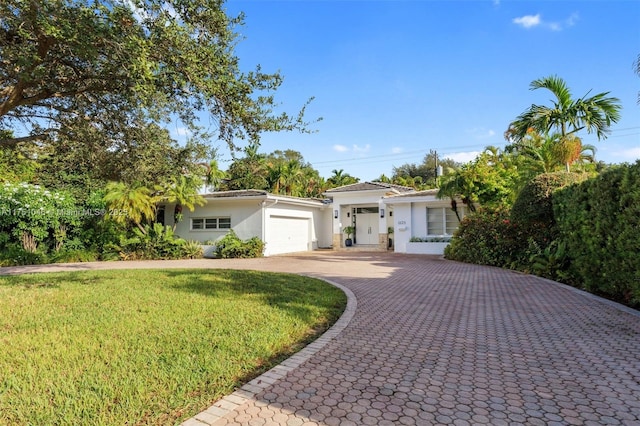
[382,189,468,254]
[160,190,332,257]
[161,183,466,257]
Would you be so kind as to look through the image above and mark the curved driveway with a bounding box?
[3,252,640,425]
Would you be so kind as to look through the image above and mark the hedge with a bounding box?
[554,161,640,307]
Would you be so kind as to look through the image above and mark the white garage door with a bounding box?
[267,216,310,255]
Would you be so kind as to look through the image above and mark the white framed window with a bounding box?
[191,217,231,230]
[426,207,465,235]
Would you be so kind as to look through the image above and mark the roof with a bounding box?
[200,190,326,207]
[201,189,269,198]
[324,181,415,194]
[384,188,439,199]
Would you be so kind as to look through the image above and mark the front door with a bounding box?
[354,207,379,245]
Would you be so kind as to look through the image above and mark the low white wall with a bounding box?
[405,242,449,255]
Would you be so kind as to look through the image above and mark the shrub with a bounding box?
[0,244,49,266]
[215,230,265,259]
[554,162,640,307]
[181,240,204,259]
[444,207,529,268]
[0,182,79,252]
[510,172,586,248]
[102,223,199,260]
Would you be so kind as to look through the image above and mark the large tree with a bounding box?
[0,0,314,150]
[507,75,621,146]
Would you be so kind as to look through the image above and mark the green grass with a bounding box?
[0,269,346,425]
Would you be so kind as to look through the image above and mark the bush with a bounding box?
[554,162,640,307]
[444,207,529,268]
[215,230,265,259]
[0,244,49,266]
[102,223,201,260]
[510,172,586,248]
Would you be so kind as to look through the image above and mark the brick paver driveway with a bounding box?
[3,252,639,425]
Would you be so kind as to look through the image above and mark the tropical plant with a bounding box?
[103,182,159,233]
[162,175,206,230]
[327,169,359,188]
[342,226,355,240]
[507,75,621,171]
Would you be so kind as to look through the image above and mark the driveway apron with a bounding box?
[2,252,639,425]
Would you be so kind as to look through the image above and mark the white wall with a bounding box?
[390,202,412,252]
[174,199,263,243]
[330,191,388,236]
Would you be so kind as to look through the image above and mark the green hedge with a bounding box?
[510,172,586,247]
[554,162,640,307]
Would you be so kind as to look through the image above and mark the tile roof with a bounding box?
[324,182,415,194]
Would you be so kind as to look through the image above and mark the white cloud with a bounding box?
[513,14,541,29]
[333,144,349,152]
[444,151,481,164]
[612,147,640,162]
[391,147,403,154]
[513,13,579,31]
[352,144,371,153]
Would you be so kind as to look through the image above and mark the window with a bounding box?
[191,217,231,230]
[427,208,444,235]
[426,207,465,235]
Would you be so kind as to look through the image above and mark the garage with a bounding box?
[266,215,311,255]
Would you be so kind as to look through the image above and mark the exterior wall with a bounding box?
[384,194,463,254]
[174,199,263,244]
[390,202,412,253]
[331,191,388,249]
[264,202,330,255]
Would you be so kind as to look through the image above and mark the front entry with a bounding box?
[353,207,379,245]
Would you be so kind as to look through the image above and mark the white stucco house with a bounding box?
[160,182,467,257]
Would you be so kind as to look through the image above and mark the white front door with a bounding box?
[354,207,379,245]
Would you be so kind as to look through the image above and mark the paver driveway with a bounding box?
[2,252,639,425]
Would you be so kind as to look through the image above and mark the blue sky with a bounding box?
[183,0,640,182]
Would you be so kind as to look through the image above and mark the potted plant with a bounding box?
[343,225,355,247]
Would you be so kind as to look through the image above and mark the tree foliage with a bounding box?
[392,152,459,189]
[0,0,314,150]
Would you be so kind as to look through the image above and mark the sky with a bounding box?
[176,0,640,182]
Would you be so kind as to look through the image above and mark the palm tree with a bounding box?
[266,162,285,194]
[508,76,621,167]
[163,175,206,230]
[103,181,159,233]
[327,169,359,188]
[282,159,304,196]
[204,159,227,191]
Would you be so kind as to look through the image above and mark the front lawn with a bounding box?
[0,269,346,425]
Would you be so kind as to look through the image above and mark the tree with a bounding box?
[0,0,315,150]
[438,148,520,212]
[103,182,159,233]
[507,76,621,158]
[392,152,459,188]
[162,175,206,230]
[327,169,359,188]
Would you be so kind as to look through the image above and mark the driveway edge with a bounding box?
[180,278,357,426]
